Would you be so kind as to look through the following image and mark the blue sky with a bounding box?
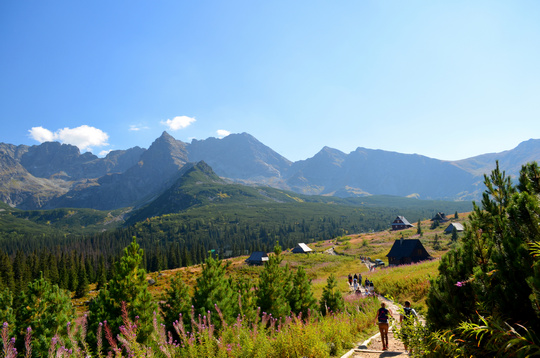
[1,1,540,162]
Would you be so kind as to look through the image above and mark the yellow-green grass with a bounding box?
[362,259,440,313]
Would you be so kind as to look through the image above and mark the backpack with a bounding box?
[378,308,389,323]
[403,307,415,320]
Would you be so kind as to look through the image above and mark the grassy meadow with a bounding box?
[39,213,469,357]
[136,213,468,323]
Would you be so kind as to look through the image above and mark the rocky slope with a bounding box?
[1,133,539,210]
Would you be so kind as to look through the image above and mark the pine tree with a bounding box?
[88,238,158,346]
[288,266,317,318]
[0,288,15,335]
[0,250,15,292]
[256,243,292,318]
[319,274,344,315]
[192,254,237,330]
[451,227,458,243]
[433,234,441,250]
[417,219,422,236]
[234,276,257,323]
[427,162,540,334]
[75,259,89,298]
[13,251,30,295]
[15,274,74,357]
[160,272,192,336]
[96,256,107,290]
[67,253,78,292]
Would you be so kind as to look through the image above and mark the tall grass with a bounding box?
[1,297,379,357]
[363,260,440,312]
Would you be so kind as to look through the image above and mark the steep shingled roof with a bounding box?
[386,238,430,260]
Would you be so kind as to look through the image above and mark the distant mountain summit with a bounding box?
[187,132,292,181]
[1,133,539,210]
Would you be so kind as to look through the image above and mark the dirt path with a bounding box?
[342,263,411,357]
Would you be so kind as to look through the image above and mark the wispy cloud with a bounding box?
[28,125,109,152]
[161,116,196,131]
[216,129,231,138]
[129,124,149,131]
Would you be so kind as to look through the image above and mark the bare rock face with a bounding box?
[187,132,292,181]
[46,132,189,210]
[1,133,540,210]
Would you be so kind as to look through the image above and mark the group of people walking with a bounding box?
[347,273,375,296]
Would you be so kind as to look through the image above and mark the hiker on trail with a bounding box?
[399,301,418,353]
[358,273,362,286]
[369,281,375,296]
[348,273,353,286]
[365,278,369,289]
[375,302,393,351]
[353,274,358,290]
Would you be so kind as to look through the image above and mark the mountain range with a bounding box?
[1,132,539,210]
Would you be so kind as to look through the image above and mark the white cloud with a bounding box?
[99,149,112,157]
[28,125,109,152]
[161,116,196,131]
[129,124,149,131]
[28,126,55,142]
[216,129,231,138]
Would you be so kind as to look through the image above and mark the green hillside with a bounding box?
[0,204,127,236]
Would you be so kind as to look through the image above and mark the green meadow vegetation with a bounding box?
[2,161,540,356]
[0,195,461,356]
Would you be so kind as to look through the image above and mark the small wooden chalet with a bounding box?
[391,216,415,231]
[245,251,269,265]
[431,212,448,222]
[444,222,464,234]
[386,238,431,265]
[292,243,313,254]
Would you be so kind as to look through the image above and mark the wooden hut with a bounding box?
[391,216,415,231]
[245,251,269,265]
[444,222,464,234]
[292,243,313,254]
[386,238,431,265]
[431,212,449,222]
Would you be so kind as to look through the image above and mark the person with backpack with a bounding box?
[375,302,393,351]
[399,301,418,352]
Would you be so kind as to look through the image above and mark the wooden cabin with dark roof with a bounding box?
[245,251,269,266]
[391,216,415,231]
[386,238,431,265]
[431,212,449,222]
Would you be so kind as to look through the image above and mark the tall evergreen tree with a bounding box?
[319,274,344,315]
[12,251,30,295]
[288,266,317,318]
[0,288,15,335]
[96,256,107,290]
[451,226,458,243]
[75,258,89,298]
[256,243,292,318]
[88,238,158,346]
[0,251,15,292]
[234,276,257,323]
[192,254,236,330]
[160,272,192,336]
[427,162,540,335]
[15,274,74,357]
